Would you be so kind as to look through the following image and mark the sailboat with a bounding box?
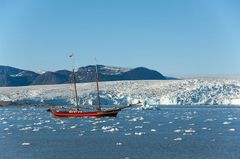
[48,64,137,117]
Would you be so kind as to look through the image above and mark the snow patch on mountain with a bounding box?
[100,66,130,75]
[0,79,240,107]
[10,71,24,77]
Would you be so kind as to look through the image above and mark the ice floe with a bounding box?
[116,142,123,146]
[228,128,236,132]
[134,132,145,136]
[101,126,119,132]
[21,142,31,146]
[223,121,232,125]
[174,138,182,141]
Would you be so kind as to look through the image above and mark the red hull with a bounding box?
[49,109,120,117]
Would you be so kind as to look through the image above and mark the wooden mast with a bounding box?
[95,64,101,111]
[72,68,79,110]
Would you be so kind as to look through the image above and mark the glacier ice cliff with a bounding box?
[0,79,239,107]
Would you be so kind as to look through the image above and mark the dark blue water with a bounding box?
[0,106,240,159]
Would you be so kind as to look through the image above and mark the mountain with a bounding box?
[75,65,128,82]
[0,65,23,75]
[120,67,165,80]
[0,65,166,87]
[32,71,70,85]
[0,66,39,86]
[74,65,165,82]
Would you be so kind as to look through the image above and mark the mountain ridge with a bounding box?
[0,65,166,87]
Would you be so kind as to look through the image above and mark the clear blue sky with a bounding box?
[0,0,240,76]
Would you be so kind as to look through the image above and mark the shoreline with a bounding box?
[0,101,57,107]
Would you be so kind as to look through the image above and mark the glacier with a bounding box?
[0,79,240,107]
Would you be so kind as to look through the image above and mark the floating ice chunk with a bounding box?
[134,132,145,136]
[91,129,97,132]
[204,119,216,122]
[114,122,120,125]
[33,122,42,125]
[57,120,64,124]
[108,128,119,132]
[184,128,196,133]
[135,126,143,129]
[174,129,182,133]
[102,126,111,130]
[229,128,235,132]
[19,127,32,131]
[174,138,182,141]
[101,126,119,132]
[32,128,40,132]
[223,122,231,125]
[129,117,144,122]
[92,120,106,125]
[22,142,31,146]
[182,128,196,136]
[70,125,77,129]
[44,126,52,129]
[116,142,123,146]
[143,121,150,124]
[185,116,193,120]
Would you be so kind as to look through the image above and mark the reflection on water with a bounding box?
[0,106,240,159]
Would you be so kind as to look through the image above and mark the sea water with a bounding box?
[0,106,240,159]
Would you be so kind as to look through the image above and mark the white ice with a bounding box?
[0,79,239,106]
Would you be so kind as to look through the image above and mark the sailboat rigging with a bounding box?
[48,62,139,117]
[95,64,101,111]
[72,68,79,110]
